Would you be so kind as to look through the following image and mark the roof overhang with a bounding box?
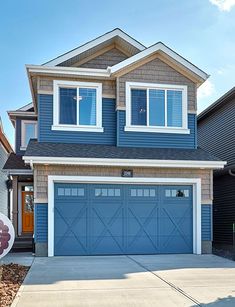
[26,65,111,78]
[2,169,33,175]
[23,156,226,169]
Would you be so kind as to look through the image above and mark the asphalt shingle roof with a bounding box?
[3,153,31,170]
[24,139,221,162]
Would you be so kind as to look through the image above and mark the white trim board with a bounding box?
[23,156,226,169]
[48,175,202,256]
[43,29,145,66]
[26,65,111,78]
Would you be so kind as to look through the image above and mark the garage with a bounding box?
[53,183,193,256]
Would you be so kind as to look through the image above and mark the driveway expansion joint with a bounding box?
[126,255,202,307]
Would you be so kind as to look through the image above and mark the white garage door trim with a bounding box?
[48,176,201,256]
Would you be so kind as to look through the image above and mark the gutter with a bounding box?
[23,156,227,169]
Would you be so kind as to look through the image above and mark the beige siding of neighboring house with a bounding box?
[117,57,197,111]
[37,77,116,98]
[34,165,212,204]
[77,48,128,69]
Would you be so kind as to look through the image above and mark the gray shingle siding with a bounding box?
[198,96,235,166]
[0,143,8,216]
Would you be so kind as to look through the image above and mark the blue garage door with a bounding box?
[54,184,193,256]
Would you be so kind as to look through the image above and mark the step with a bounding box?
[11,237,33,252]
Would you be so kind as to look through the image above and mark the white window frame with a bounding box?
[52,80,103,132]
[21,120,37,150]
[125,82,189,134]
[48,176,201,256]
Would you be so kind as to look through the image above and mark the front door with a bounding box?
[22,191,34,232]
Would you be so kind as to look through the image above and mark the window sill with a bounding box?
[51,125,104,133]
[124,126,190,134]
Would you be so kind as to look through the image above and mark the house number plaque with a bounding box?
[121,169,133,177]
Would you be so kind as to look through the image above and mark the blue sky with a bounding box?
[0,0,235,147]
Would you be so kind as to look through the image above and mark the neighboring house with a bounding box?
[3,103,36,249]
[0,117,13,216]
[198,87,235,255]
[3,28,226,257]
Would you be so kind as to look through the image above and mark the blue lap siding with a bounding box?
[201,204,212,241]
[38,95,116,145]
[117,111,197,148]
[34,203,48,243]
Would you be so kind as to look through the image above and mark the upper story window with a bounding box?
[52,80,103,132]
[21,120,37,150]
[125,82,189,134]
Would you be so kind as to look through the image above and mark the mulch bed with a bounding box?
[0,263,29,307]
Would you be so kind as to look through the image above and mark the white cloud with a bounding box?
[209,0,235,11]
[197,80,215,99]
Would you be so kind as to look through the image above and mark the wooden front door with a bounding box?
[22,191,34,232]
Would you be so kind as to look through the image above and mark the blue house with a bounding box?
[3,29,225,256]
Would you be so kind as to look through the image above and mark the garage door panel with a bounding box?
[90,235,125,255]
[54,183,193,255]
[55,235,89,256]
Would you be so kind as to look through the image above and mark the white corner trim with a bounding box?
[23,156,227,169]
[53,80,103,131]
[125,82,188,132]
[110,42,208,81]
[47,175,202,256]
[43,29,145,66]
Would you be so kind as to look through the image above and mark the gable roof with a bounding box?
[43,28,146,67]
[109,42,209,83]
[16,102,34,112]
[8,102,37,127]
[198,87,235,122]
[0,117,13,153]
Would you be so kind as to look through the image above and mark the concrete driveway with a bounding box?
[12,254,235,307]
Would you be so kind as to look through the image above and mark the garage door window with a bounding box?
[130,188,156,197]
[165,189,189,198]
[57,187,85,196]
[95,188,121,197]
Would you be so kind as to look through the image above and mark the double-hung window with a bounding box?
[125,82,189,134]
[21,120,37,149]
[52,80,103,132]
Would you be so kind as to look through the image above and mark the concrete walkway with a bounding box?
[12,254,235,307]
[0,252,34,267]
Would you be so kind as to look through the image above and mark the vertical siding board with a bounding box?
[117,111,196,148]
[201,204,212,241]
[34,203,48,243]
[213,174,235,245]
[38,95,116,145]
